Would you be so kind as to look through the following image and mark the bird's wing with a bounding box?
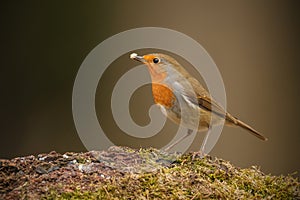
[185,77,238,123]
[184,77,267,141]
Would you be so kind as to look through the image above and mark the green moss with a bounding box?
[40,149,299,199]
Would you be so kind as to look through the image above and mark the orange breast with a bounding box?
[152,83,175,108]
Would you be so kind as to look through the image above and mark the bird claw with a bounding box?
[192,151,206,160]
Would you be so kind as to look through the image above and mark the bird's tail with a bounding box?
[235,119,268,141]
[225,112,268,141]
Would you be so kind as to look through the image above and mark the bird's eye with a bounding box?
[153,58,160,64]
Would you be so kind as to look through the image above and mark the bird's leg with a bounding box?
[164,129,193,151]
[192,126,211,159]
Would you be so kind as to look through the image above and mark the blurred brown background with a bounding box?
[0,1,299,177]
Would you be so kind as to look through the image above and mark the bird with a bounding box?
[130,52,267,154]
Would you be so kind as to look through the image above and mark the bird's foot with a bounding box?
[192,151,207,160]
[164,145,173,152]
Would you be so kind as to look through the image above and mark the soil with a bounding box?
[0,146,299,199]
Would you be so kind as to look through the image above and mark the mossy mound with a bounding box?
[0,147,299,199]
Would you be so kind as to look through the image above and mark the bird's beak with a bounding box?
[130,53,146,63]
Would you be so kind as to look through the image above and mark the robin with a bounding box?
[130,53,267,154]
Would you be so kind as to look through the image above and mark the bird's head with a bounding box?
[130,53,189,83]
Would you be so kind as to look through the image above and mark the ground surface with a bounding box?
[0,146,299,199]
